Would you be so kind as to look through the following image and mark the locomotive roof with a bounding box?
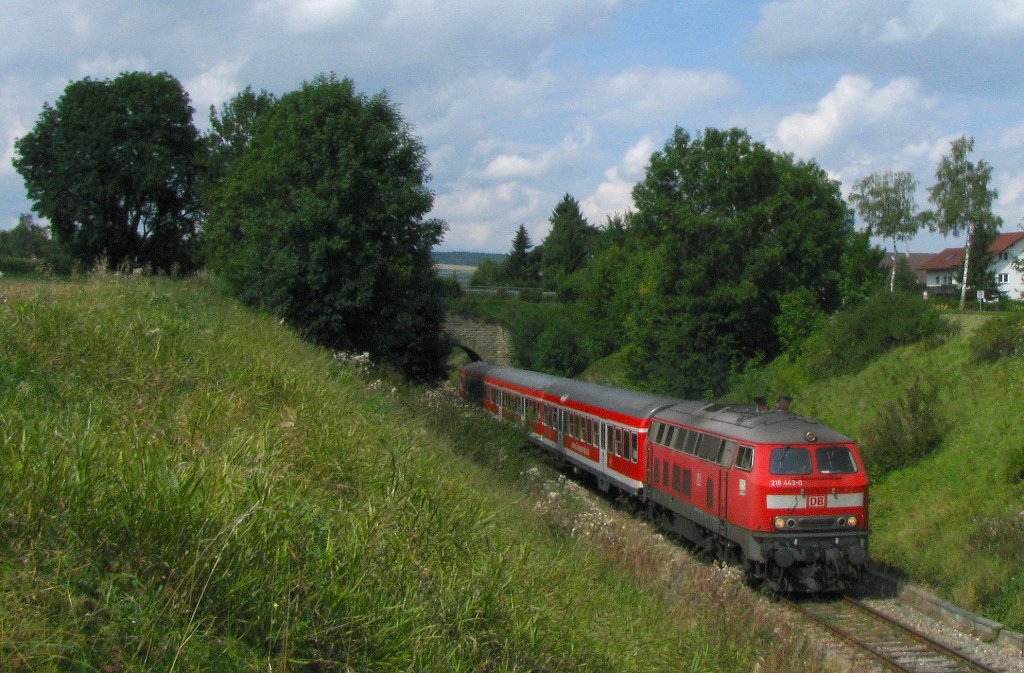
[655,402,853,445]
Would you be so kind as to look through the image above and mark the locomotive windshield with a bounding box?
[770,447,812,475]
[816,446,858,474]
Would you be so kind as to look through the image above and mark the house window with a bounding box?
[998,273,1009,284]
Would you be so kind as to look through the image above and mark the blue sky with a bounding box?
[3,0,1023,253]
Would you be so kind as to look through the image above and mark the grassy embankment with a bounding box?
[1,274,841,672]
[723,311,1024,630]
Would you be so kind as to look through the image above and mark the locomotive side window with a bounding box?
[671,429,688,452]
[697,434,722,462]
[736,445,754,471]
[817,446,857,474]
[770,447,812,475]
[684,430,699,454]
[653,422,665,445]
[664,426,676,450]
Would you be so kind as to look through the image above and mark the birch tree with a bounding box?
[925,136,1001,310]
[849,170,921,292]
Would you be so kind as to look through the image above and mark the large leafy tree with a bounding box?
[204,86,277,187]
[925,136,1002,309]
[13,71,203,272]
[849,170,922,292]
[541,194,594,286]
[627,127,859,398]
[204,74,450,383]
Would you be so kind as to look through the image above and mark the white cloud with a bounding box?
[592,67,739,124]
[433,180,553,250]
[580,135,655,223]
[751,0,1024,92]
[480,127,592,180]
[74,55,150,79]
[257,0,362,31]
[186,61,247,118]
[774,75,925,157]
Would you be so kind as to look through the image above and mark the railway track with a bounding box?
[790,596,1005,673]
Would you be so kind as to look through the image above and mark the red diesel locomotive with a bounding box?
[460,361,869,592]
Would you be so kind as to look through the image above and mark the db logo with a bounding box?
[807,495,827,508]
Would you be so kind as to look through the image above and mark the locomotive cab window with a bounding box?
[735,445,754,471]
[769,447,812,475]
[817,446,858,474]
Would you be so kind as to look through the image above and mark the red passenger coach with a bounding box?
[461,361,870,593]
[460,362,676,495]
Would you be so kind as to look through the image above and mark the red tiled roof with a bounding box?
[921,247,964,271]
[919,231,1024,271]
[990,231,1024,253]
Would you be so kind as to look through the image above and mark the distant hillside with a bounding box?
[432,250,504,267]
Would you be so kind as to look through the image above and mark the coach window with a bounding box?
[735,445,754,471]
[632,432,639,462]
[615,427,624,457]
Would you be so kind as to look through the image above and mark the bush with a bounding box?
[802,290,954,379]
[858,375,942,479]
[969,312,1024,362]
[0,256,39,275]
[774,288,826,360]
[518,287,543,302]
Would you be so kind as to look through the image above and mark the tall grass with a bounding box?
[1,274,855,671]
[727,314,1024,630]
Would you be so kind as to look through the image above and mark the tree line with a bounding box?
[472,129,1003,398]
[10,69,1004,392]
[12,71,448,383]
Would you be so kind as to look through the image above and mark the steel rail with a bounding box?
[789,596,1004,673]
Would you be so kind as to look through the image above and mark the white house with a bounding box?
[921,232,1024,299]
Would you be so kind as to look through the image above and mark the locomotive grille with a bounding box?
[796,516,844,530]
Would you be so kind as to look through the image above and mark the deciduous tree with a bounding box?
[849,170,922,292]
[204,74,450,383]
[627,127,860,397]
[13,71,203,272]
[925,136,1001,309]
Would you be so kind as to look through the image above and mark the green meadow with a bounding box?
[1,274,842,672]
